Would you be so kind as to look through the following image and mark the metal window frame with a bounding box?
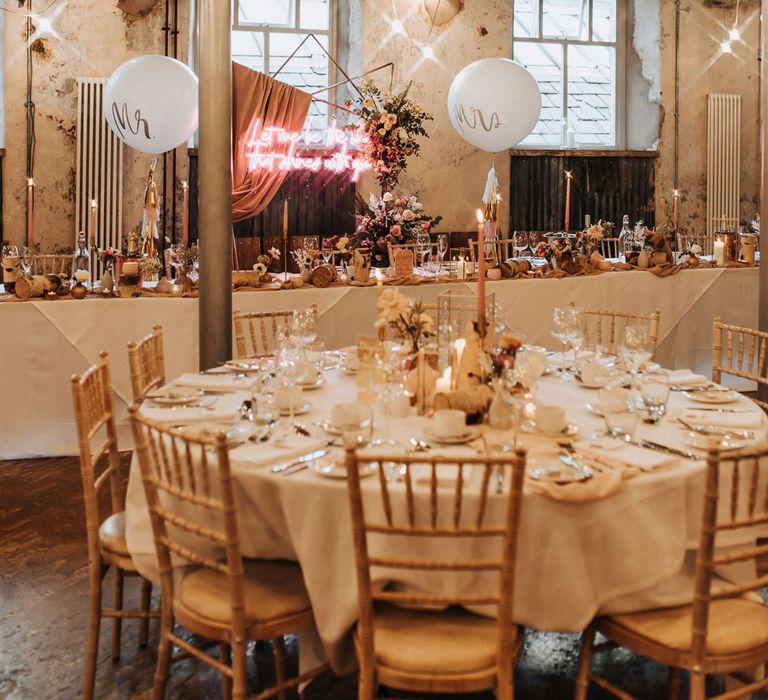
[231,0,338,130]
[512,0,626,149]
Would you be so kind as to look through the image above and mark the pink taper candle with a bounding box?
[477,220,487,325]
[564,171,572,232]
[27,178,34,248]
[89,199,97,249]
[182,181,189,247]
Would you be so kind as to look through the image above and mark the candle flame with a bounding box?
[565,170,573,179]
[27,178,34,187]
[475,208,483,224]
[375,268,383,281]
[673,189,679,197]
[182,180,189,191]
[91,199,97,208]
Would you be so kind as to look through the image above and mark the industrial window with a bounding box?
[231,0,335,134]
[512,0,624,148]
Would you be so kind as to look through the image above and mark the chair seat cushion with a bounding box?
[178,560,312,625]
[367,603,511,675]
[608,598,768,656]
[99,512,129,557]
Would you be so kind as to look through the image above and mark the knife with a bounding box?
[687,408,750,413]
[270,449,328,473]
[634,439,699,461]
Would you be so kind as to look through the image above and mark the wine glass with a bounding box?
[336,403,374,449]
[528,232,545,259]
[563,306,586,375]
[415,232,432,272]
[638,372,670,424]
[436,234,448,272]
[619,323,653,378]
[321,238,334,265]
[551,307,570,375]
[512,231,529,259]
[291,308,318,351]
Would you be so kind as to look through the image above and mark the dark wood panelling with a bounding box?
[509,153,657,231]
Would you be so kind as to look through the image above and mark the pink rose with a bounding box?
[421,222,431,231]
[390,224,401,236]
[402,209,416,222]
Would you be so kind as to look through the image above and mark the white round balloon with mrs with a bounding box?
[447,58,542,152]
[104,55,199,154]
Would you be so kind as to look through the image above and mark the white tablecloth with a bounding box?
[0,267,758,458]
[124,366,768,673]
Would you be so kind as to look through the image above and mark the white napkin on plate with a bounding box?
[139,396,242,426]
[230,436,328,469]
[173,372,259,393]
[574,437,679,471]
[664,369,709,386]
[677,408,764,429]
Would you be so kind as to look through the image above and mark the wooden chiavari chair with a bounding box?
[677,232,715,258]
[583,309,661,359]
[575,446,768,700]
[127,325,166,401]
[468,238,501,267]
[71,352,158,699]
[129,407,328,700]
[345,448,527,700]
[233,305,318,358]
[598,237,622,259]
[713,318,768,411]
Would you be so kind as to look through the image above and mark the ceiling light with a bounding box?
[729,25,740,42]
[421,45,435,60]
[391,19,405,34]
[720,39,733,54]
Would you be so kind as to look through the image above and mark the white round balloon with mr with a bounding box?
[104,55,199,155]
[447,58,542,152]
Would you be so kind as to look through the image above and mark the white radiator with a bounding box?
[706,93,741,236]
[76,78,123,276]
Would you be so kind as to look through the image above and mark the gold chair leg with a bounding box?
[152,608,173,700]
[273,637,288,700]
[667,667,681,700]
[232,640,248,700]
[220,644,232,698]
[689,670,706,700]
[574,626,596,700]
[139,579,152,648]
[83,566,103,700]
[111,568,125,660]
[357,663,375,700]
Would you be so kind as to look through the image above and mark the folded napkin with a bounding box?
[664,369,709,386]
[139,396,242,426]
[525,461,628,503]
[676,408,764,430]
[574,437,678,471]
[173,372,259,393]
[230,436,328,469]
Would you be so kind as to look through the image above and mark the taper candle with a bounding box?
[27,178,34,248]
[564,171,573,232]
[283,199,289,278]
[181,181,189,247]
[475,208,484,239]
[673,189,680,231]
[375,268,385,341]
[89,199,97,249]
[477,219,488,324]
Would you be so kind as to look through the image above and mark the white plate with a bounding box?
[149,389,202,406]
[279,403,311,416]
[422,426,481,444]
[223,360,261,373]
[298,376,325,390]
[180,422,256,443]
[521,422,579,438]
[685,432,749,452]
[312,458,377,479]
[526,459,589,484]
[685,389,737,404]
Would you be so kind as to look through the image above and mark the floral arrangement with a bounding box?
[375,287,435,353]
[491,334,523,378]
[291,247,320,270]
[352,192,442,267]
[139,256,163,278]
[323,235,352,263]
[346,81,434,192]
[98,248,120,271]
[253,246,281,276]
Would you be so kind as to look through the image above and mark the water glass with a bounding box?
[512,231,529,258]
[598,387,636,439]
[335,403,374,449]
[639,372,670,424]
[619,323,653,375]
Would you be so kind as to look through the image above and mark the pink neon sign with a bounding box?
[245,118,372,180]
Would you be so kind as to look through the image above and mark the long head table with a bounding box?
[0,267,758,459]
[125,359,768,674]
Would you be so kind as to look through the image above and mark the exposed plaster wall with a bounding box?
[626,0,661,150]
[656,0,760,232]
[358,0,513,234]
[2,0,189,249]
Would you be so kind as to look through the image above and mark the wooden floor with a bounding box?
[0,455,731,699]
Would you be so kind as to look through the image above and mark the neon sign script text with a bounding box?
[244,119,372,180]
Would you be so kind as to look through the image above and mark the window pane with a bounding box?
[300,0,330,31]
[542,0,588,40]
[232,31,265,72]
[269,33,329,131]
[591,0,616,42]
[514,41,564,146]
[567,44,615,146]
[513,0,538,38]
[238,0,293,27]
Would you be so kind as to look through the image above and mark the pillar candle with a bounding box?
[714,237,725,265]
[182,181,189,247]
[436,368,451,395]
[27,178,34,248]
[564,171,572,232]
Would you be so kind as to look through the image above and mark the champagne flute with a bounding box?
[436,234,448,273]
[321,238,334,265]
[512,231,529,259]
[415,232,432,273]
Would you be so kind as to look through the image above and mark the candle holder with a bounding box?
[436,289,495,374]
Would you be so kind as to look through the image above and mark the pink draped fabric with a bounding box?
[231,62,312,223]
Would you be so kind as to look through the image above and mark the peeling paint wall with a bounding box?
[656,0,760,233]
[358,0,513,234]
[2,0,189,249]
